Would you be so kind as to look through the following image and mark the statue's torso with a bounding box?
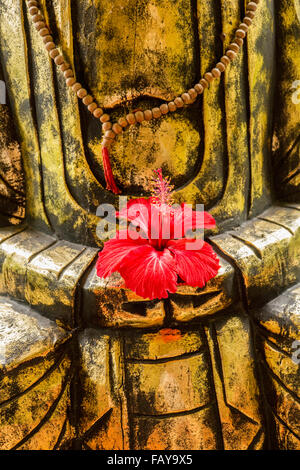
[0,0,282,244]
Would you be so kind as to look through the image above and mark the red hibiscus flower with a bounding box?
[96,170,220,300]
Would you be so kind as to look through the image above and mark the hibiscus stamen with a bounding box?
[151,168,174,207]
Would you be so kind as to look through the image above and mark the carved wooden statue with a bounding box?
[0,0,299,450]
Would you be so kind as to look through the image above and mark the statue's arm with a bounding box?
[272,0,300,202]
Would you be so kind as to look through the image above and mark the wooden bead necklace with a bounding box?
[25,0,260,194]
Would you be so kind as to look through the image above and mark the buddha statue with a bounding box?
[0,0,299,450]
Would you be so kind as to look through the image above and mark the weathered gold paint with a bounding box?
[0,0,299,452]
[246,0,275,216]
[0,0,50,231]
[253,286,300,449]
[204,311,264,450]
[273,0,300,199]
[0,356,71,449]
[0,298,72,450]
[211,206,300,307]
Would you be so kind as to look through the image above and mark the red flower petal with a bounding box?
[116,198,151,236]
[116,197,151,219]
[168,239,220,288]
[96,230,148,278]
[118,245,178,300]
[116,198,215,242]
[173,204,216,237]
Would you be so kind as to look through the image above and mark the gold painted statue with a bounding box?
[0,0,299,450]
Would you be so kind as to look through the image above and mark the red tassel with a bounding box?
[102,146,121,194]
